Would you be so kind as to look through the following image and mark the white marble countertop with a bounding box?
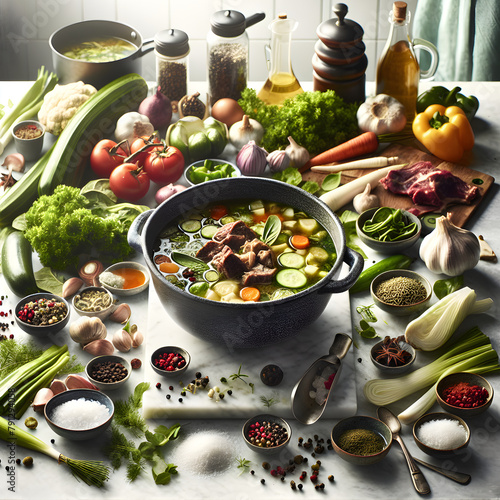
[1,81,499,500]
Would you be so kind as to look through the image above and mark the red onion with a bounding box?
[155,183,187,205]
[138,87,173,130]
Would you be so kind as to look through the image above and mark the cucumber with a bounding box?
[349,254,414,295]
[38,73,148,195]
[1,230,38,297]
[278,252,305,269]
[180,219,202,233]
[276,268,308,289]
[200,224,219,239]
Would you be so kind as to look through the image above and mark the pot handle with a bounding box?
[319,247,364,295]
[127,209,154,253]
[135,38,155,58]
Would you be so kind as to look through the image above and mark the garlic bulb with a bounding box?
[69,316,107,346]
[115,111,154,144]
[353,183,380,214]
[236,140,268,176]
[266,150,290,172]
[83,339,115,356]
[229,115,264,149]
[285,136,309,168]
[357,94,407,134]
[419,213,480,276]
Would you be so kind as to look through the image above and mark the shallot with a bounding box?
[138,87,173,130]
[155,183,187,205]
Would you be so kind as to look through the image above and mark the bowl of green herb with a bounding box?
[331,415,392,465]
[356,207,422,254]
[371,269,432,316]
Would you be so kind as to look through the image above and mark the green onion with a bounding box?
[0,66,58,154]
[0,344,69,418]
[0,417,110,487]
[405,286,493,351]
[364,327,499,416]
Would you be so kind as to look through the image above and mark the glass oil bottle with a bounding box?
[257,14,303,105]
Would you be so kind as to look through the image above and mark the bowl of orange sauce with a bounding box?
[99,261,149,296]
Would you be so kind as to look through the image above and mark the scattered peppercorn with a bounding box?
[166,394,171,400]
[51,439,55,444]
[250,470,255,475]
[328,474,334,482]
[290,480,296,490]
[260,364,284,386]
[169,385,174,390]
[260,478,265,485]
[357,358,362,363]
[22,457,33,467]
[131,358,142,370]
[156,383,161,389]
[293,454,303,464]
[298,483,303,490]
[178,398,183,403]
[227,389,233,396]
[16,459,21,465]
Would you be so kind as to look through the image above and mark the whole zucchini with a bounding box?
[349,254,414,294]
[0,145,54,227]
[38,73,148,195]
[1,229,38,297]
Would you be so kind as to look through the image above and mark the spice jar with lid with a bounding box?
[207,10,265,107]
[313,3,367,103]
[155,29,190,103]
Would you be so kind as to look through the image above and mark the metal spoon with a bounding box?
[377,406,431,495]
[291,333,352,425]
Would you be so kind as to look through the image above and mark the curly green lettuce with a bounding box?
[238,88,360,155]
[23,184,148,270]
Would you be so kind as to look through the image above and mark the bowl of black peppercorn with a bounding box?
[85,355,131,391]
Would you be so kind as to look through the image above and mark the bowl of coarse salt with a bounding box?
[413,412,470,458]
[44,389,114,441]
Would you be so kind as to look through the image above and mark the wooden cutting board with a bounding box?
[303,144,495,227]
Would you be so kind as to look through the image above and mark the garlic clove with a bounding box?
[50,379,67,395]
[83,339,115,356]
[478,235,497,262]
[353,183,380,214]
[285,136,309,168]
[266,150,291,173]
[61,277,84,298]
[65,374,99,391]
[108,303,132,324]
[132,330,144,348]
[112,329,133,352]
[32,388,54,412]
[69,316,107,346]
[2,153,25,172]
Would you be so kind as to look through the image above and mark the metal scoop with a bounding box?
[291,333,352,425]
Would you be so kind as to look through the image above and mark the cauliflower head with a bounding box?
[38,81,97,135]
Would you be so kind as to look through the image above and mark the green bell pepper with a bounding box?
[166,116,228,163]
[416,86,479,121]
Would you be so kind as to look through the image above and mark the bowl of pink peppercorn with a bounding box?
[150,345,190,377]
[242,413,292,455]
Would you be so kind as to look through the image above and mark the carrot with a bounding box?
[159,262,179,274]
[240,287,261,302]
[210,205,228,220]
[300,131,379,172]
[290,235,310,249]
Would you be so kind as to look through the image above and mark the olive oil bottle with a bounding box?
[258,14,303,105]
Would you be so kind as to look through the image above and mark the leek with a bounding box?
[0,344,70,417]
[405,286,493,351]
[0,66,58,155]
[0,416,110,487]
[364,327,499,408]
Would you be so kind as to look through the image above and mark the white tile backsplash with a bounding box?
[0,0,421,82]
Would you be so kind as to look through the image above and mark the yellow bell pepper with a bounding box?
[412,104,474,162]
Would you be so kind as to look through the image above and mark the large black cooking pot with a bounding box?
[49,20,153,89]
[128,178,363,348]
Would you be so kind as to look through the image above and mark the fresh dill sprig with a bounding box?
[0,339,43,378]
[260,395,277,408]
[113,382,150,436]
[229,364,249,384]
[236,457,251,474]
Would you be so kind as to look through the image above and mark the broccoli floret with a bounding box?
[23,185,141,270]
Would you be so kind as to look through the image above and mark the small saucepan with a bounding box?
[49,20,153,89]
[128,177,363,348]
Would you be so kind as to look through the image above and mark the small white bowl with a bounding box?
[99,261,150,296]
[72,286,115,321]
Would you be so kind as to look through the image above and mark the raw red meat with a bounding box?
[380,162,479,215]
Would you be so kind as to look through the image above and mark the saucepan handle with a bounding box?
[319,247,364,294]
[127,209,154,253]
